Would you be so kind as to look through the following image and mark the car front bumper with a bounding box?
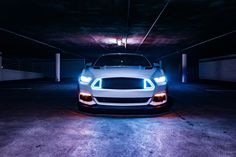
[78,82,168,108]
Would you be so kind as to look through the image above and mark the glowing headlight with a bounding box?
[79,76,92,84]
[154,76,166,83]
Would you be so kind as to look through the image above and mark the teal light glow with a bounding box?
[91,78,102,89]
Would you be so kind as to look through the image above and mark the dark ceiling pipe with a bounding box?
[136,0,170,51]
[159,30,236,59]
[0,27,84,58]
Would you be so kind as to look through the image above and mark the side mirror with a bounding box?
[85,62,92,68]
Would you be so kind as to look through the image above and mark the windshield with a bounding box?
[94,54,152,67]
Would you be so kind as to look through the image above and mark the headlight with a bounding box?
[154,76,166,83]
[79,76,92,84]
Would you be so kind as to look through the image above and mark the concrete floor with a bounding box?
[0,80,236,157]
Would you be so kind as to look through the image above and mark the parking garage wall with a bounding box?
[0,57,44,81]
[199,54,236,82]
[32,59,85,79]
[0,69,44,81]
[1,58,85,80]
[162,55,181,82]
[162,54,199,82]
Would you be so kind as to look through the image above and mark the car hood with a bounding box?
[86,66,162,78]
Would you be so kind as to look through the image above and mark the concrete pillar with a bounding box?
[182,53,187,83]
[55,53,60,82]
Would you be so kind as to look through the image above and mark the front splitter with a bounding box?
[77,102,170,112]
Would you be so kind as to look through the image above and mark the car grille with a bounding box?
[96,97,150,103]
[101,77,143,89]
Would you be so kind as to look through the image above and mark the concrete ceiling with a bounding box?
[0,0,235,59]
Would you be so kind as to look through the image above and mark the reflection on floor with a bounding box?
[0,80,236,157]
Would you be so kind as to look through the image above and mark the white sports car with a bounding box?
[78,53,168,110]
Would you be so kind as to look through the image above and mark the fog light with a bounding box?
[152,92,166,102]
[80,92,93,102]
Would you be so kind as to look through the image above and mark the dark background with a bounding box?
[0,1,236,156]
[0,0,235,58]
[0,0,235,82]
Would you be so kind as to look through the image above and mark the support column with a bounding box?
[55,53,60,82]
[182,53,187,83]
